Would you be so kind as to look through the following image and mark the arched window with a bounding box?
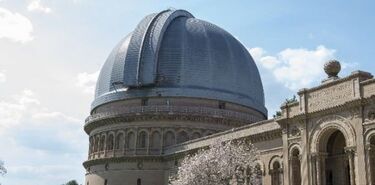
[99,135,105,151]
[290,148,301,185]
[137,131,148,148]
[150,131,161,150]
[177,131,189,144]
[271,161,283,185]
[191,132,201,140]
[163,131,175,147]
[106,134,114,151]
[126,132,135,150]
[115,133,124,150]
[137,178,141,185]
[94,136,100,152]
[89,137,94,154]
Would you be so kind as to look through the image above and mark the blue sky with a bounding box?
[0,0,374,184]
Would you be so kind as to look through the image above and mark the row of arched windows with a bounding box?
[89,128,214,156]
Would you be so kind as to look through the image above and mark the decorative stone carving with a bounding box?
[137,161,143,169]
[324,60,341,78]
[289,126,301,137]
[307,81,353,112]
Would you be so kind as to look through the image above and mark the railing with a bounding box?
[88,148,162,160]
[85,105,260,124]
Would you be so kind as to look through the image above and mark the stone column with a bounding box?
[345,148,356,185]
[289,157,294,185]
[316,154,321,185]
[299,154,303,185]
[123,132,126,155]
[366,145,372,185]
[320,154,327,185]
[281,127,289,185]
[104,133,107,157]
[310,154,317,185]
[134,128,138,155]
[160,129,164,155]
[147,128,151,155]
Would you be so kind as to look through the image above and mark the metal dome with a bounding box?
[92,9,267,116]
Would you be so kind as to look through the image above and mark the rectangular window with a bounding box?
[104,179,107,185]
[219,101,226,109]
[141,98,148,106]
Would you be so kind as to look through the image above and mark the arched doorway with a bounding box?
[325,131,349,185]
[316,130,352,185]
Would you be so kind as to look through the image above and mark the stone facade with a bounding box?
[84,65,375,185]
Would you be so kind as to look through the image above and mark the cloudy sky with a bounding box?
[1,0,375,184]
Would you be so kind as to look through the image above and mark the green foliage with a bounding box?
[273,111,282,118]
[64,180,79,185]
[285,95,297,104]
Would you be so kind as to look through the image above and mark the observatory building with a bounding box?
[84,9,375,185]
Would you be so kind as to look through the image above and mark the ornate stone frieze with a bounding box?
[288,125,301,138]
[249,130,282,143]
[307,81,354,112]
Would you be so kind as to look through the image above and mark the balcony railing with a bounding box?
[88,148,163,160]
[85,105,260,124]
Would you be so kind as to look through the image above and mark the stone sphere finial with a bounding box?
[324,60,341,78]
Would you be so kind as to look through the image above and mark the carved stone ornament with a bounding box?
[324,60,341,78]
[289,126,301,137]
[137,161,143,169]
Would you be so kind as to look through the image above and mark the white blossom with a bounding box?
[169,139,261,185]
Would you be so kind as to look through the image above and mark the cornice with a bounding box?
[278,98,363,122]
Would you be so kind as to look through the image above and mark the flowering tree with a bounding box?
[169,139,260,185]
[0,160,6,185]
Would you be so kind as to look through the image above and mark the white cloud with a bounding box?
[0,89,86,184]
[0,7,33,43]
[27,0,52,14]
[249,47,281,70]
[0,71,5,82]
[0,90,39,129]
[249,45,339,90]
[32,111,80,124]
[76,70,99,94]
[0,89,80,130]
